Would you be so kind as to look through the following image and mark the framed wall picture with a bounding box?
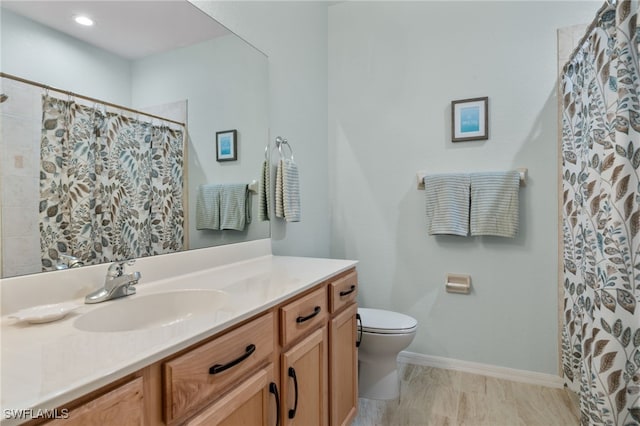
[451,97,488,142]
[216,129,238,161]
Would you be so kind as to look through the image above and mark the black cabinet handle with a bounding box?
[269,382,280,426]
[339,285,356,297]
[356,313,362,348]
[209,344,256,375]
[288,367,299,419]
[296,306,321,323]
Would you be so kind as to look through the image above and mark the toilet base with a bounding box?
[358,358,401,400]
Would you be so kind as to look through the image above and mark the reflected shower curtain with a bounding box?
[39,95,184,270]
[561,1,640,425]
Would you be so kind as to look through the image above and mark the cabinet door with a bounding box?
[329,303,358,426]
[186,364,279,426]
[45,377,144,426]
[282,327,328,426]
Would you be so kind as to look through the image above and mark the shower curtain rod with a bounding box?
[0,72,185,127]
[561,1,614,73]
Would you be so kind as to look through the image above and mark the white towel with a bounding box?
[470,171,520,237]
[275,160,284,218]
[282,159,301,222]
[424,174,470,236]
[195,184,222,230]
[220,184,251,231]
[259,160,271,221]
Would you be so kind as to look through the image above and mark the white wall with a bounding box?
[328,1,599,374]
[191,1,330,258]
[0,9,131,106]
[131,34,270,249]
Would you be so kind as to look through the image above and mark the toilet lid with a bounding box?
[358,308,417,334]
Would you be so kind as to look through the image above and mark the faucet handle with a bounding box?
[106,259,136,277]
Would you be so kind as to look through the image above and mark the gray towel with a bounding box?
[282,159,301,222]
[195,184,222,230]
[470,171,520,237]
[424,174,470,236]
[220,184,251,231]
[259,160,271,221]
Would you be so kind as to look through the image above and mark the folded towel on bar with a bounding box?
[282,158,301,222]
[424,173,471,236]
[195,184,222,230]
[220,183,251,231]
[275,159,301,222]
[470,171,520,238]
[259,159,271,221]
[275,160,284,218]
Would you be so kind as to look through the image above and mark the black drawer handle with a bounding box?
[288,367,299,419]
[339,285,356,297]
[356,313,362,348]
[296,306,321,323]
[209,344,256,375]
[269,382,280,426]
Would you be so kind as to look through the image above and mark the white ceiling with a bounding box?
[1,0,231,59]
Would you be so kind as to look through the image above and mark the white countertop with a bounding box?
[0,254,357,425]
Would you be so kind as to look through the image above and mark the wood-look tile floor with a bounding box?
[352,363,580,426]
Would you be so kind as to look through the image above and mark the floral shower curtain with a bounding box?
[561,1,640,425]
[39,95,185,270]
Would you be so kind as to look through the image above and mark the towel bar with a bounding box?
[416,168,527,190]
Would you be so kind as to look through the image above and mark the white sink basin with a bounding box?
[74,289,228,332]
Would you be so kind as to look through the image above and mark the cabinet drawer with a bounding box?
[45,377,144,426]
[280,286,328,346]
[329,270,358,313]
[163,312,275,422]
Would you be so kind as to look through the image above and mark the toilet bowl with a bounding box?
[357,307,417,400]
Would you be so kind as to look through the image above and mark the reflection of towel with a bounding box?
[195,184,222,230]
[424,174,470,236]
[470,171,520,237]
[220,184,251,231]
[259,160,270,221]
[275,159,301,222]
[275,160,284,218]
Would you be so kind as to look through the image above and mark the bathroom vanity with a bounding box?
[0,244,358,426]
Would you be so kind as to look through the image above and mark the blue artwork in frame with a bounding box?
[216,129,238,161]
[451,97,488,142]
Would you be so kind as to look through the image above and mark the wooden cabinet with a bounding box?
[329,270,358,313]
[40,267,358,426]
[163,312,275,422]
[280,286,328,346]
[329,303,358,426]
[328,269,359,426]
[277,268,357,426]
[281,327,328,426]
[185,365,278,426]
[45,377,144,426]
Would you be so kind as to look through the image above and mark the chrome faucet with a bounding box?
[85,260,141,304]
[56,254,84,270]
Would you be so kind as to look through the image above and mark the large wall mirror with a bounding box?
[0,1,270,278]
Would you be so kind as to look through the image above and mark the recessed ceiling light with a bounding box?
[74,15,94,26]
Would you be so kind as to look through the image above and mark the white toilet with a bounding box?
[357,307,417,400]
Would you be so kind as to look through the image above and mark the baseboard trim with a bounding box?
[398,351,564,389]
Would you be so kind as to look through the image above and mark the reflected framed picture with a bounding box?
[216,129,238,161]
[451,97,488,142]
